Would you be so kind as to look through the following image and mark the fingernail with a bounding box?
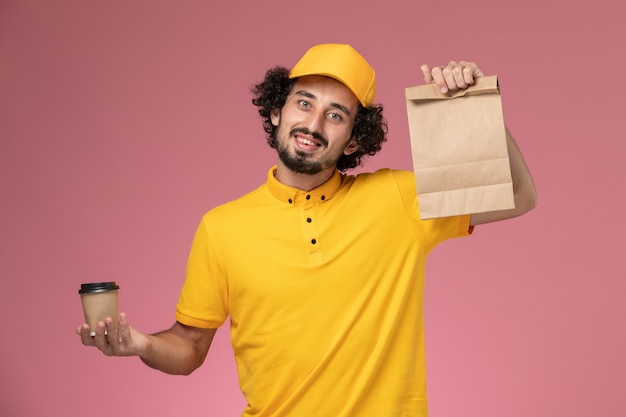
[440,87,448,93]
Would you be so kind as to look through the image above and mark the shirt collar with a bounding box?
[266,166,342,205]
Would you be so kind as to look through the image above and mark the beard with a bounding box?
[273,127,338,175]
[277,147,324,175]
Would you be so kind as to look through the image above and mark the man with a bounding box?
[78,43,537,416]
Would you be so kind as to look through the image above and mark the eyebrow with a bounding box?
[294,90,352,117]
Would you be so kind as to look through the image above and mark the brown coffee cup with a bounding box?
[78,282,120,336]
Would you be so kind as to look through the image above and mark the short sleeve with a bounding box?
[175,216,229,328]
[391,169,473,249]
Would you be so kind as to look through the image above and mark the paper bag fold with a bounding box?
[405,75,515,219]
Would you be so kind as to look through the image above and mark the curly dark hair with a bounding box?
[251,66,388,171]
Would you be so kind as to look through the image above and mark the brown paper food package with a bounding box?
[405,75,515,219]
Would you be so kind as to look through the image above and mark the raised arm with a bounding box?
[77,313,216,375]
[420,61,538,225]
[469,127,537,225]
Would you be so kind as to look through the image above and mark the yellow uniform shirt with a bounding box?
[176,167,471,417]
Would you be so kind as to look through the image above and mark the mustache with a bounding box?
[289,128,328,147]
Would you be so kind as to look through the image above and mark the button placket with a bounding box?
[301,203,320,253]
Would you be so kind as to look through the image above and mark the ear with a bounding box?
[343,138,359,155]
[270,108,280,126]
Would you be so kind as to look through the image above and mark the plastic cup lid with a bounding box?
[78,282,120,294]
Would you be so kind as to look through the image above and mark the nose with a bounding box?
[303,109,325,134]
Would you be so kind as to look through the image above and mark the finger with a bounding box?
[420,64,434,84]
[118,313,132,345]
[104,317,121,352]
[462,62,484,85]
[78,324,96,346]
[452,61,469,90]
[442,61,461,91]
[459,61,473,85]
[429,66,448,93]
[91,320,114,354]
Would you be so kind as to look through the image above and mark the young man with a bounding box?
[78,44,537,416]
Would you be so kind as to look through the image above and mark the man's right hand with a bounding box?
[77,315,216,375]
[77,312,150,357]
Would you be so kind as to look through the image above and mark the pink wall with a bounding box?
[1,1,624,416]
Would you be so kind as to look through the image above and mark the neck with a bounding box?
[274,161,336,191]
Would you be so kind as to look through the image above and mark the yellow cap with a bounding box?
[289,44,376,107]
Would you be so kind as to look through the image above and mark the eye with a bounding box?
[328,112,343,122]
[298,99,310,108]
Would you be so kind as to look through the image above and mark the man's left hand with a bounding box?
[420,61,484,94]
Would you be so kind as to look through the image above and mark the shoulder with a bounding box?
[351,168,414,186]
[349,169,416,199]
[338,169,417,213]
[202,183,270,222]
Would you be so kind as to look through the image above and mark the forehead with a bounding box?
[291,75,359,110]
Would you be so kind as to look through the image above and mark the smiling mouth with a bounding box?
[297,137,321,147]
[291,128,328,148]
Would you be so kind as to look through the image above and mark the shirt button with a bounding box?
[306,218,312,223]
[311,239,317,244]
[321,195,326,201]
[288,198,293,204]
[306,195,311,200]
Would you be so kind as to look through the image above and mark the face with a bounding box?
[270,75,360,176]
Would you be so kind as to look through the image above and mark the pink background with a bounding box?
[1,1,624,416]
